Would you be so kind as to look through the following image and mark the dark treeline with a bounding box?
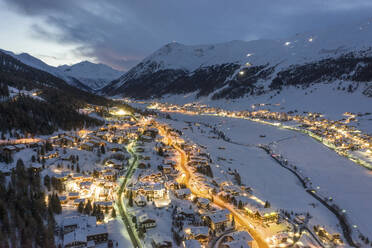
[0,95,103,135]
[0,159,56,247]
[0,51,138,135]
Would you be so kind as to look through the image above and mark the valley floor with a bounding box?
[160,111,372,245]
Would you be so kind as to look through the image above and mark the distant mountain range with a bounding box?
[101,19,372,101]
[0,49,122,91]
[58,61,123,90]
[0,50,112,135]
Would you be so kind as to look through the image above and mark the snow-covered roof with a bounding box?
[182,239,202,248]
[87,224,107,236]
[64,230,87,245]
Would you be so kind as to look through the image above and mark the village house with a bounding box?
[220,231,257,248]
[79,142,95,151]
[139,214,157,230]
[182,239,202,248]
[150,234,173,248]
[134,195,147,207]
[203,210,231,232]
[174,188,192,199]
[184,226,210,244]
[68,192,80,201]
[197,197,210,210]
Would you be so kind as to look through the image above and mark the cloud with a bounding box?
[3,0,372,70]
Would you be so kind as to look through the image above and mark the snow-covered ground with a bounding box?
[161,112,372,242]
[153,81,372,122]
[106,218,133,248]
[270,133,372,237]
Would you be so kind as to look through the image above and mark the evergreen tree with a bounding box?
[128,191,133,207]
[111,208,116,218]
[77,201,84,213]
[44,175,51,191]
[84,200,92,215]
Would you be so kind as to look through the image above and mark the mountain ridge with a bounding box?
[101,19,372,100]
[0,49,121,91]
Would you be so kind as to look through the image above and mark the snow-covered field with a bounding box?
[162,112,372,240]
[154,81,372,122]
[270,133,372,237]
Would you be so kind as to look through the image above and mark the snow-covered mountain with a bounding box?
[58,61,123,90]
[101,19,372,100]
[0,49,121,91]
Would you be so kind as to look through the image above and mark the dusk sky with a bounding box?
[1,0,372,71]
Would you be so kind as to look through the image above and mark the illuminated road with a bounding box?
[158,126,269,248]
[117,141,141,248]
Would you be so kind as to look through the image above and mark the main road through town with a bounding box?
[158,126,269,248]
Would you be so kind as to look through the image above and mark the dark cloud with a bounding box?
[4,0,372,70]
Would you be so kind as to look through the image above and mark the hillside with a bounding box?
[0,51,112,135]
[101,19,372,101]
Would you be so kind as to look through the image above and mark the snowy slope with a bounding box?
[102,18,372,98]
[58,61,123,90]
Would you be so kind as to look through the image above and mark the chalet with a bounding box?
[135,195,147,207]
[55,173,68,182]
[220,231,256,248]
[72,173,83,180]
[73,198,86,206]
[79,142,94,151]
[184,226,210,243]
[162,164,173,174]
[59,195,68,204]
[86,225,108,244]
[153,184,166,199]
[103,171,115,181]
[62,215,96,234]
[63,230,87,248]
[174,188,192,199]
[196,197,210,210]
[140,135,153,142]
[60,137,75,147]
[139,214,157,230]
[138,161,148,169]
[203,211,230,232]
[151,234,173,248]
[1,145,17,157]
[30,163,42,172]
[182,239,202,248]
[164,180,178,190]
[176,206,195,219]
[80,181,92,189]
[95,201,113,210]
[245,203,278,223]
[68,192,80,200]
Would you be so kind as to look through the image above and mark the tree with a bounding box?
[264,201,271,208]
[84,200,92,215]
[44,175,51,191]
[76,164,80,173]
[238,200,243,209]
[111,208,116,218]
[128,191,133,207]
[100,145,106,154]
[54,193,62,214]
[92,170,99,178]
[77,201,84,213]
